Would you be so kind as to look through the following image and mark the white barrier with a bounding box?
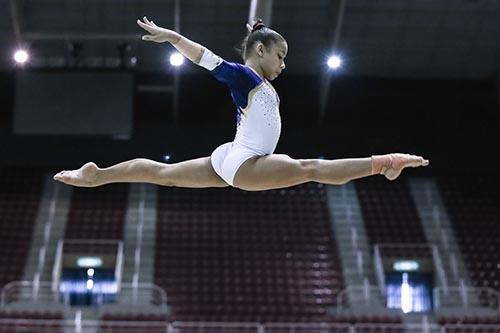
[0,318,498,333]
[1,281,167,310]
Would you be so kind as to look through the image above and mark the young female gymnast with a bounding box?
[53,17,429,191]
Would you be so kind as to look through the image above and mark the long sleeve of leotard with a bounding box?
[197,48,263,110]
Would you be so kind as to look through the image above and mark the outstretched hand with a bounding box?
[137,16,179,43]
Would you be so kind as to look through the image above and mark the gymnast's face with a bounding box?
[256,40,288,81]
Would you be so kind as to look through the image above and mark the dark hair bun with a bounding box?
[252,19,266,32]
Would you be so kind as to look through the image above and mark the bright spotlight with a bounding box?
[169,52,184,66]
[327,55,342,69]
[13,49,29,64]
[86,279,94,290]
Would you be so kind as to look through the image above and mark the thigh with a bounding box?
[233,154,313,191]
[161,157,229,188]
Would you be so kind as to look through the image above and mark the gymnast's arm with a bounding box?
[137,16,210,65]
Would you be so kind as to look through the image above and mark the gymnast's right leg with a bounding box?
[53,157,229,188]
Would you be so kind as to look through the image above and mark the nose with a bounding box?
[280,62,286,70]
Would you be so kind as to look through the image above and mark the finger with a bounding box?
[151,20,158,27]
[246,23,252,32]
[137,20,155,33]
[139,17,152,28]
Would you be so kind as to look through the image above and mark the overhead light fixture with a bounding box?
[77,257,103,268]
[393,260,419,272]
[327,55,342,69]
[169,52,184,66]
[13,49,29,64]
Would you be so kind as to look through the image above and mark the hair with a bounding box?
[235,19,286,62]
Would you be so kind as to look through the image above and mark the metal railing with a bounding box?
[373,245,385,295]
[335,284,384,312]
[1,281,59,306]
[1,281,167,310]
[0,318,499,333]
[433,285,500,312]
[0,319,463,333]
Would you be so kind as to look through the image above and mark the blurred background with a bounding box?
[0,0,499,332]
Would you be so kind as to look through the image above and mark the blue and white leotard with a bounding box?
[198,48,281,187]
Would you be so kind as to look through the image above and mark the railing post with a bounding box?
[32,273,40,302]
[432,245,448,295]
[433,287,440,309]
[63,291,70,306]
[459,279,467,308]
[132,273,139,305]
[422,314,430,333]
[357,251,363,275]
[75,310,81,333]
[373,245,385,296]
[363,278,370,304]
[52,240,64,292]
[351,227,357,249]
[115,241,124,292]
[450,253,458,282]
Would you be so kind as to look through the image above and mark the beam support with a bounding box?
[248,0,273,26]
[9,0,22,46]
[318,0,346,125]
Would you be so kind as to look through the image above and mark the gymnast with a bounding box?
[53,17,429,191]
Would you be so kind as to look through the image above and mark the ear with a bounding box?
[255,42,265,57]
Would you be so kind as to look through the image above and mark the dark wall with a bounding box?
[0,70,498,176]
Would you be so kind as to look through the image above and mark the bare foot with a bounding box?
[53,162,100,187]
[372,153,429,181]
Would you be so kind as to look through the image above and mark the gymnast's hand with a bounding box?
[137,16,181,44]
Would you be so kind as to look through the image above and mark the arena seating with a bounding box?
[438,177,500,291]
[99,313,404,333]
[438,315,500,333]
[0,310,63,333]
[154,183,344,321]
[355,176,429,256]
[64,184,128,240]
[100,313,168,333]
[0,168,43,289]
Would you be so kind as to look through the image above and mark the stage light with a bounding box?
[393,260,419,272]
[13,49,29,64]
[327,55,342,69]
[77,257,103,268]
[170,52,184,66]
[86,279,94,290]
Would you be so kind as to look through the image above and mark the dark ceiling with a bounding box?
[1,0,500,78]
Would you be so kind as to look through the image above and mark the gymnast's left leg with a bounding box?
[232,153,429,191]
[53,157,229,188]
